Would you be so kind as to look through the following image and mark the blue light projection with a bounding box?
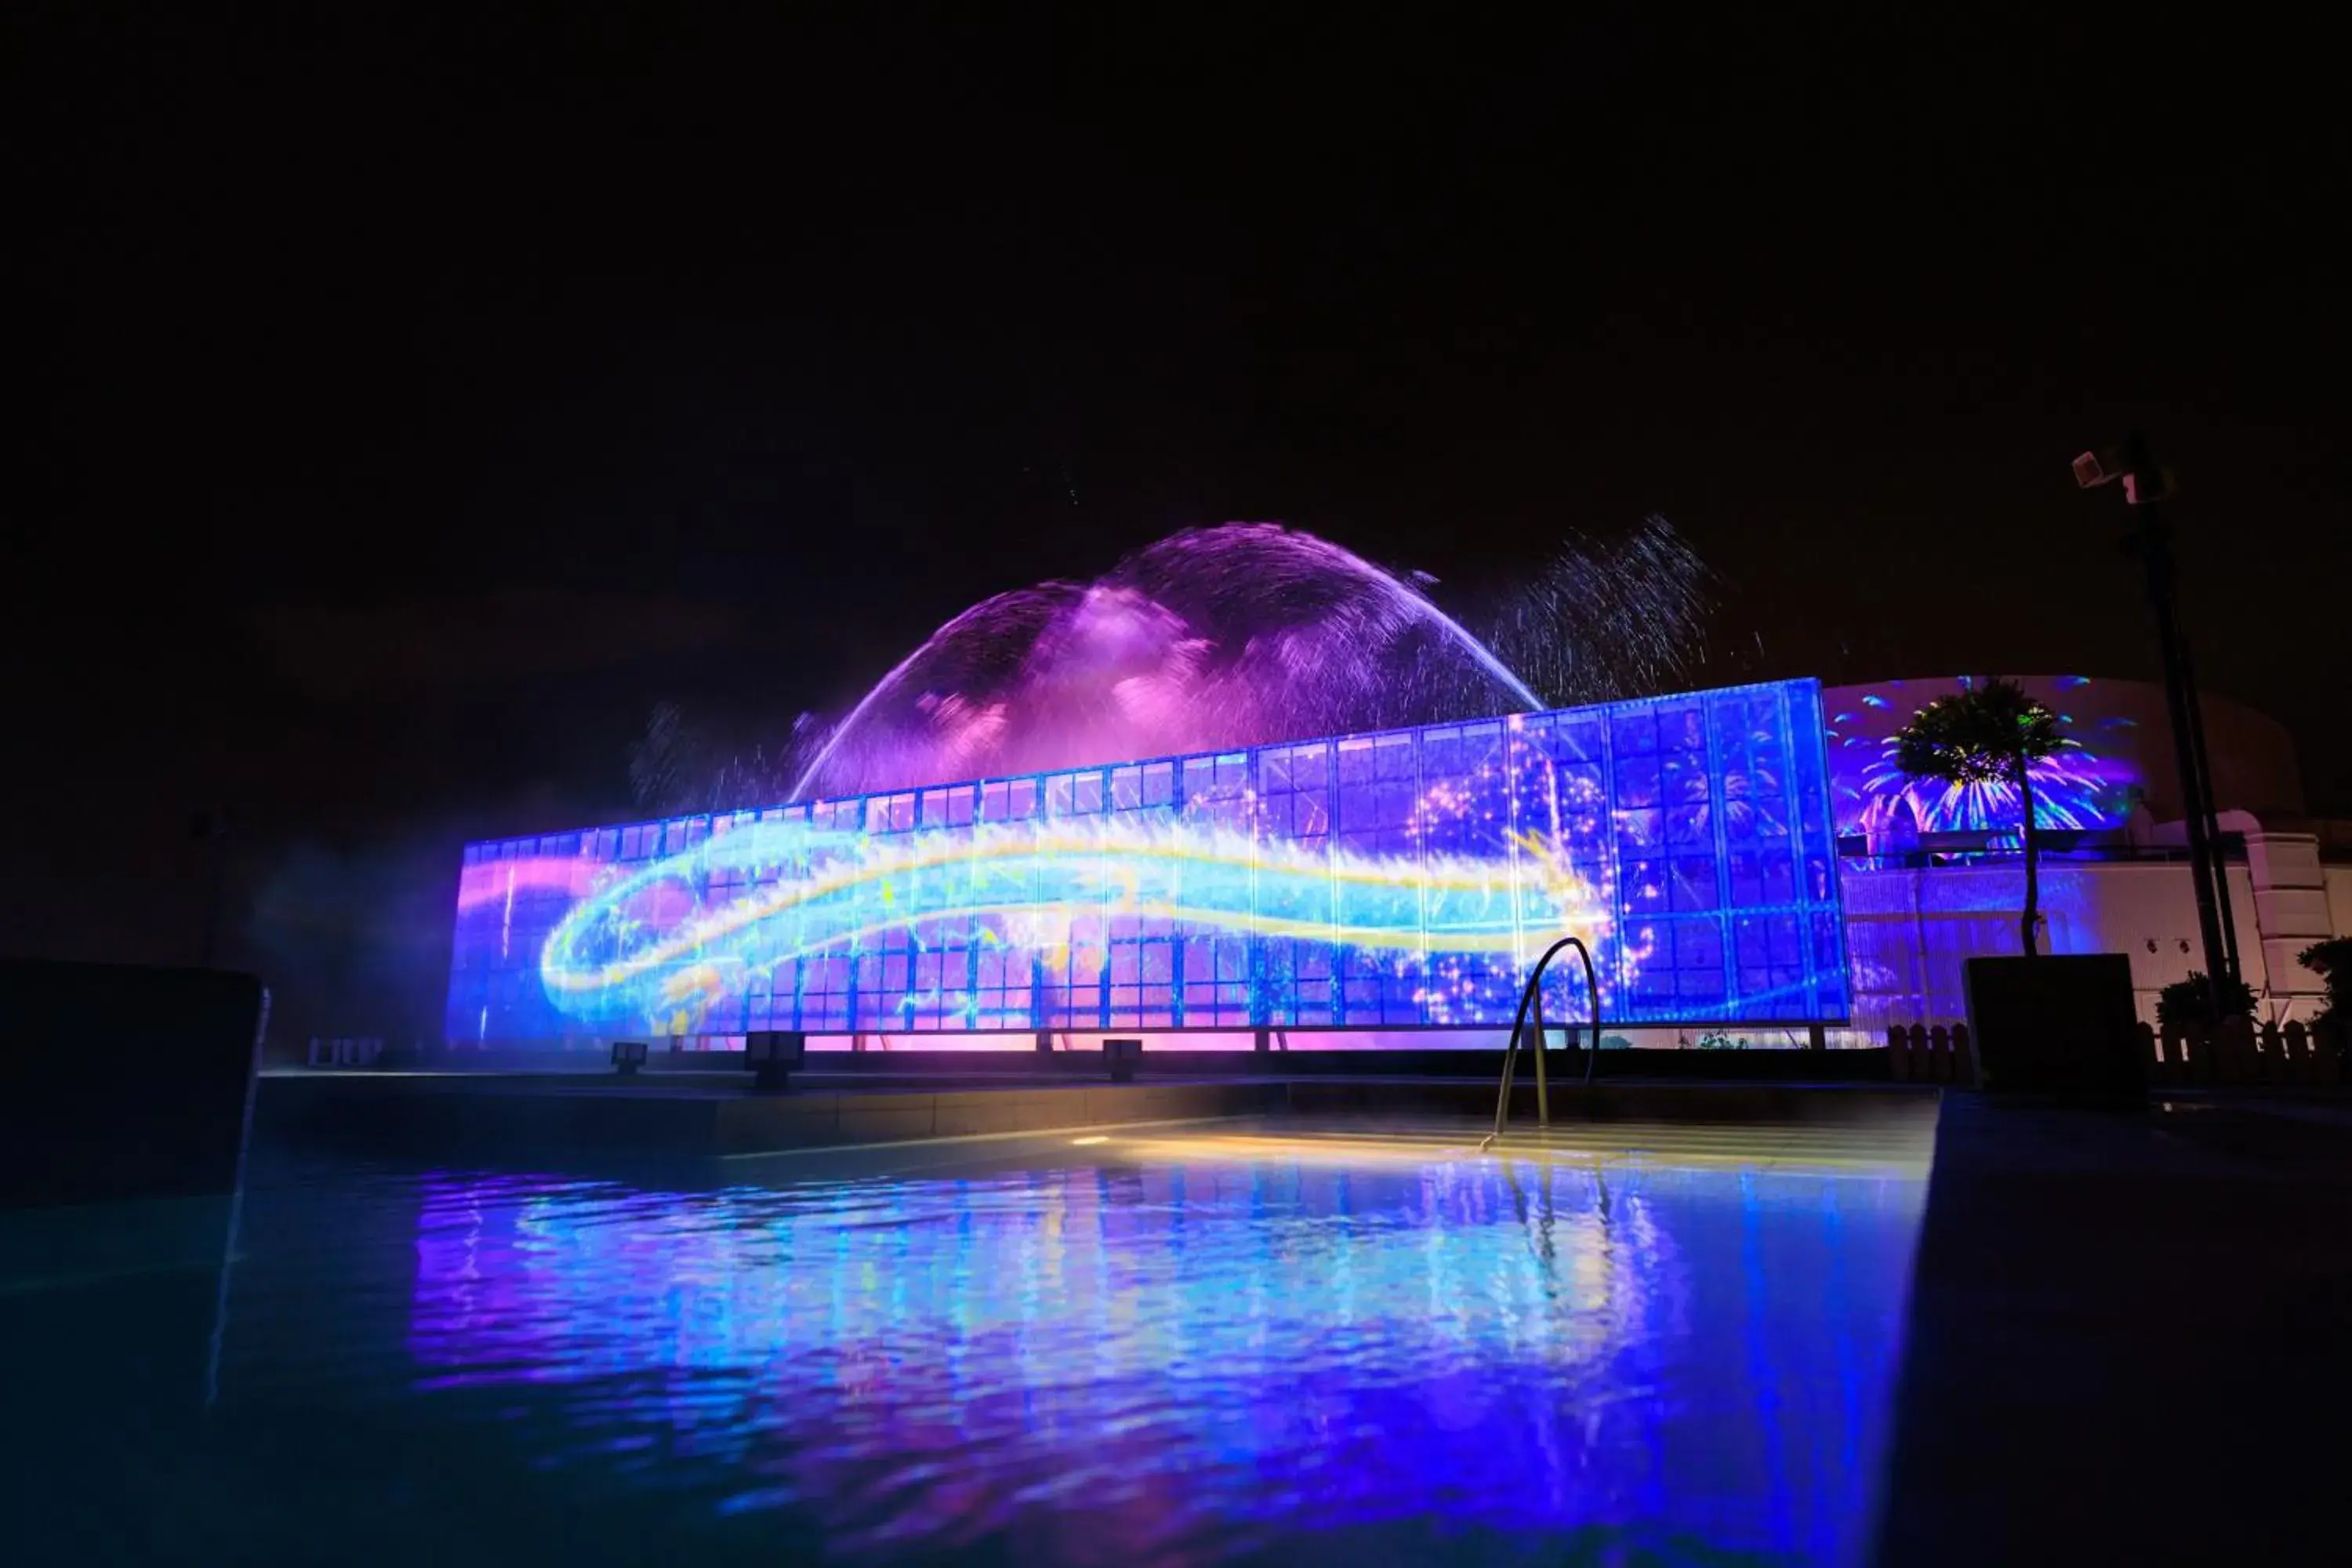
[445,679,1849,1042]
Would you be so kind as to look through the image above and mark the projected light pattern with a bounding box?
[1853,740,2118,835]
[1824,676,2141,842]
[445,679,1849,1042]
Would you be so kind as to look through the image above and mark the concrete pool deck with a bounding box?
[256,1069,1940,1157]
[260,1072,1293,1155]
[1873,1092,2352,1566]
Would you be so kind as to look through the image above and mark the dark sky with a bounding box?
[7,8,2347,1028]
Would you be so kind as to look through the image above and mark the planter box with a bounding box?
[1963,953,2143,1097]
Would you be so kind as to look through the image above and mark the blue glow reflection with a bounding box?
[408,1151,1924,1564]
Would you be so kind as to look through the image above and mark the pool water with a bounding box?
[2,1125,1929,1566]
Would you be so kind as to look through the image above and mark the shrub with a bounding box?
[2154,971,2257,1029]
[2298,937,2352,1022]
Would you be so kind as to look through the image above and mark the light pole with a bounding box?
[192,808,234,969]
[2074,434,2234,1022]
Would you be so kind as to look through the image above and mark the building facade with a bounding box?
[442,673,2347,1051]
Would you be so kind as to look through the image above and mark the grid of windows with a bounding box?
[443,680,1850,1043]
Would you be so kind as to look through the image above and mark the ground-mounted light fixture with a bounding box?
[746,1030,806,1092]
[1105,1037,1142,1083]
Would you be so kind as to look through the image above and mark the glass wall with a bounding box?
[445,679,1849,1044]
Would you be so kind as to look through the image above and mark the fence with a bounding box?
[2143,1018,2345,1087]
[1885,1018,2347,1088]
[306,1036,384,1068]
[1883,1023,1975,1084]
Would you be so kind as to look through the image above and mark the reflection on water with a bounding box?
[378,1149,1922,1566]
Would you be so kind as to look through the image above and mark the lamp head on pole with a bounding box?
[2071,448,2125,490]
[2072,440,2176,505]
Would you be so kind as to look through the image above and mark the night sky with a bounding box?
[9,9,2347,1037]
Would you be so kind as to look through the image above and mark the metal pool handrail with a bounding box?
[1481,935,1602,1148]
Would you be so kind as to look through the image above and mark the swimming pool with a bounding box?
[3,1121,1930,1566]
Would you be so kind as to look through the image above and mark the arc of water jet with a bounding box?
[786,587,1070,802]
[1334,549,1543,713]
[787,528,1541,803]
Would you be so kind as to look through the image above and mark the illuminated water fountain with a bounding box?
[788,524,1546,800]
[448,519,1865,1047]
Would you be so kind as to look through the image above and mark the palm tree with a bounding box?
[1894,678,2065,956]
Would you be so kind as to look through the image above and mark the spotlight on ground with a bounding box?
[1105,1037,1142,1083]
[746,1030,806,1093]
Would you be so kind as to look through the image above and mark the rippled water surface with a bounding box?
[4,1130,1927,1566]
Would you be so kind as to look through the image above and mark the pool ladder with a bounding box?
[1479,936,1602,1149]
